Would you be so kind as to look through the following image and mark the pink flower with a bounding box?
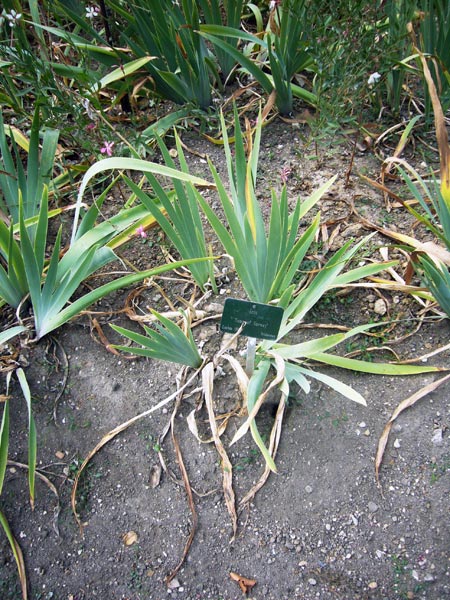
[85,122,96,131]
[280,165,292,184]
[136,226,147,239]
[100,141,114,156]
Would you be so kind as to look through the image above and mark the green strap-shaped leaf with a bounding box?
[308,352,442,375]
[71,158,213,244]
[16,369,37,508]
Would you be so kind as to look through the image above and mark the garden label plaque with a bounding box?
[220,298,283,341]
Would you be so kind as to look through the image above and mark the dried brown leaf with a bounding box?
[230,571,257,594]
[222,354,249,401]
[122,531,138,546]
[149,464,161,488]
[71,363,204,529]
[165,388,198,586]
[410,27,450,199]
[230,353,285,447]
[375,373,450,484]
[203,363,237,536]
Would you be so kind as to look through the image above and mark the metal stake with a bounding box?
[246,337,257,376]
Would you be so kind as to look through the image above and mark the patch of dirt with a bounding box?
[1,119,449,600]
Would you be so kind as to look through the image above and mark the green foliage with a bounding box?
[0,107,59,226]
[0,365,36,599]
[419,0,450,118]
[393,161,450,317]
[124,0,220,109]
[54,0,218,110]
[196,106,329,302]
[111,310,203,368]
[0,137,214,337]
[419,255,450,316]
[382,0,417,114]
[123,132,214,291]
[199,19,317,114]
[197,0,244,81]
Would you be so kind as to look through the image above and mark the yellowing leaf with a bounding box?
[410,27,450,205]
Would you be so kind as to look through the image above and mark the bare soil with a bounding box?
[1,118,449,600]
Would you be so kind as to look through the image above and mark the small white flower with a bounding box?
[5,9,22,27]
[367,72,381,86]
[86,6,100,19]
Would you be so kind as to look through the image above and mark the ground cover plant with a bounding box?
[0,2,449,599]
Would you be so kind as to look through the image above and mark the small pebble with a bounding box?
[305,485,313,494]
[168,578,181,589]
[368,501,379,513]
[308,578,317,586]
[432,429,443,445]
[373,298,387,315]
[368,581,378,589]
[393,438,401,448]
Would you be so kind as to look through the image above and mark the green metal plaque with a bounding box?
[220,298,284,341]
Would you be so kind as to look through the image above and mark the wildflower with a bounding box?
[136,226,147,239]
[367,72,381,86]
[86,6,99,19]
[269,0,281,9]
[100,141,114,156]
[4,9,22,27]
[280,165,292,184]
[85,122,96,131]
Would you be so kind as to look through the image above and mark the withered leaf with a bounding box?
[149,464,161,489]
[375,373,450,484]
[230,571,257,594]
[122,531,138,546]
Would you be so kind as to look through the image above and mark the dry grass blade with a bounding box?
[90,318,121,356]
[360,173,411,207]
[71,363,205,529]
[354,207,450,269]
[375,373,450,485]
[202,362,238,537]
[395,341,450,364]
[230,353,285,446]
[239,392,286,511]
[45,336,69,423]
[185,355,248,442]
[165,391,198,586]
[222,354,249,404]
